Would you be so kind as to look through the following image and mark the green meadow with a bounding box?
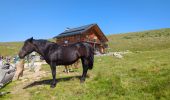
[108,28,170,52]
[0,28,170,100]
[0,42,23,56]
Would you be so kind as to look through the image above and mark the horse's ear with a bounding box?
[28,37,33,43]
[30,37,33,41]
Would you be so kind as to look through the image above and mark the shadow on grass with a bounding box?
[23,75,82,89]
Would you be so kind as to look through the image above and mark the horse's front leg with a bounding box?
[50,65,57,88]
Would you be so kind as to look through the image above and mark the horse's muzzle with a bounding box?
[18,51,25,59]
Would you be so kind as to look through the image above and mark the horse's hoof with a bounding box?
[50,84,56,88]
[80,80,85,83]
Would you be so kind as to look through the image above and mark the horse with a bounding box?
[18,37,94,88]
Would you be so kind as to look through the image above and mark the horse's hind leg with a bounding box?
[80,58,89,83]
[64,65,69,73]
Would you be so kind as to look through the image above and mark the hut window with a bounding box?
[64,40,68,44]
[93,36,97,42]
[86,35,90,41]
[93,39,96,42]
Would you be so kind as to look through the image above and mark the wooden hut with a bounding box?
[53,24,108,53]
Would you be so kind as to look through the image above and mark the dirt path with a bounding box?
[7,62,80,100]
[10,67,50,100]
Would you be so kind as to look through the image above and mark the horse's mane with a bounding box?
[33,39,58,46]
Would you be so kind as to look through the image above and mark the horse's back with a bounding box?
[46,42,94,66]
[76,42,94,56]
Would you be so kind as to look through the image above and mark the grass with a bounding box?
[1,28,170,99]
[0,39,54,56]
[1,49,170,100]
[0,42,23,56]
[107,28,170,52]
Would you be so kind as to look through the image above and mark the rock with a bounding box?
[0,92,10,96]
[113,52,123,58]
[34,62,42,72]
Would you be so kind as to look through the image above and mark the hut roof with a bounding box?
[53,23,108,42]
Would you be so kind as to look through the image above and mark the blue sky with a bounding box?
[0,0,170,42]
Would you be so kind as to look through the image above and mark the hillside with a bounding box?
[1,28,170,56]
[1,28,170,100]
[0,39,55,56]
[0,42,23,56]
[108,28,170,52]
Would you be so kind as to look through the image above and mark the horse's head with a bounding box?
[19,37,35,59]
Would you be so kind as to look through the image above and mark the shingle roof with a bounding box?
[53,24,96,38]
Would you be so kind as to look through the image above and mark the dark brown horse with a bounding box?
[18,37,94,88]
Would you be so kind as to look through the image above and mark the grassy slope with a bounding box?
[1,28,170,55]
[1,28,170,100]
[1,49,170,100]
[108,28,170,52]
[0,42,23,56]
[0,39,54,56]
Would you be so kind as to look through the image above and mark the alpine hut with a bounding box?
[53,24,108,53]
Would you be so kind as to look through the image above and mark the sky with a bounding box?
[0,0,170,42]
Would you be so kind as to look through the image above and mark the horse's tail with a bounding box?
[88,45,94,70]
